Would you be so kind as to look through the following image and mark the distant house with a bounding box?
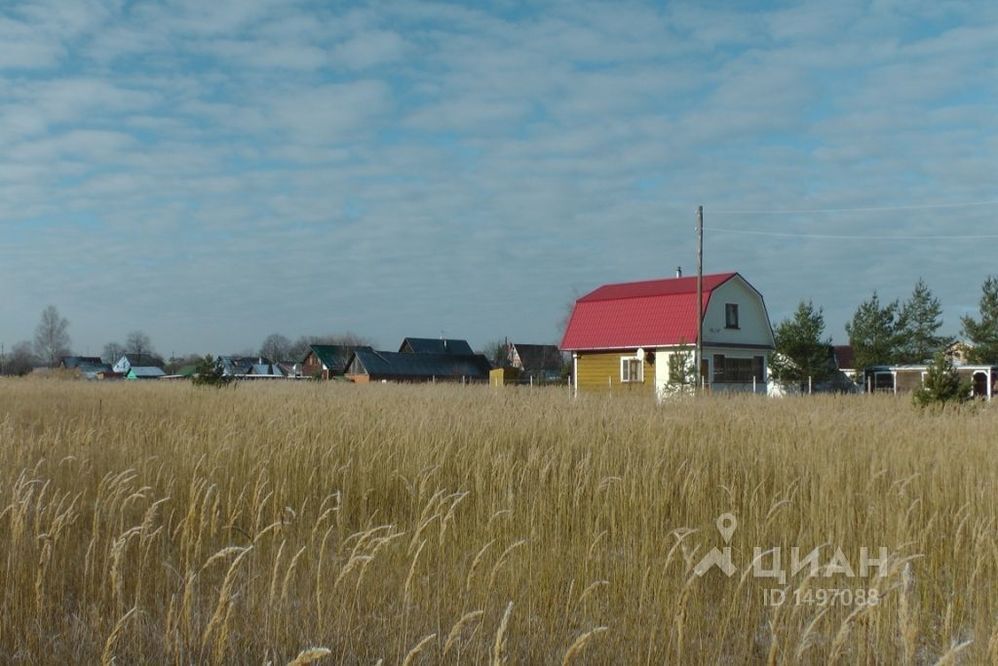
[60,356,115,380]
[864,363,997,399]
[162,364,199,380]
[504,343,565,383]
[217,356,288,379]
[60,356,104,370]
[113,354,165,374]
[126,366,166,380]
[945,340,974,365]
[561,272,775,397]
[832,345,856,379]
[399,337,475,355]
[346,349,492,383]
[276,362,299,378]
[768,345,858,396]
[301,344,374,379]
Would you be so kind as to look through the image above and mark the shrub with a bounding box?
[191,355,232,387]
[913,351,969,407]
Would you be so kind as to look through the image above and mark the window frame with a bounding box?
[713,354,765,383]
[725,303,740,329]
[620,356,644,383]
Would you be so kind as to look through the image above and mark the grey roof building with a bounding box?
[60,356,104,369]
[60,356,115,379]
[346,350,492,383]
[113,353,165,374]
[218,356,287,378]
[126,366,166,380]
[399,337,475,356]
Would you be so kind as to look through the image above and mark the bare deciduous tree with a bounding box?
[33,305,71,367]
[102,342,126,365]
[260,333,292,363]
[2,341,36,376]
[125,331,154,357]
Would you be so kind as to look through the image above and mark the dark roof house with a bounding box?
[833,345,855,372]
[60,356,104,369]
[399,337,475,355]
[302,344,374,379]
[60,356,115,379]
[508,343,563,371]
[346,350,492,383]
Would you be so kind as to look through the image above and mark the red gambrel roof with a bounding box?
[560,273,738,350]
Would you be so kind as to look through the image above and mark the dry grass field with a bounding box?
[0,379,996,664]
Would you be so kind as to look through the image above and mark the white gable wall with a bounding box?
[651,276,775,398]
[113,355,131,374]
[702,276,775,348]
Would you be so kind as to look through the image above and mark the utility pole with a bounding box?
[696,206,704,390]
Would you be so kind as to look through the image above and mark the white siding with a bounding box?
[702,276,775,348]
[112,356,131,374]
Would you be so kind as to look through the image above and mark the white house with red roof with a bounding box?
[560,272,775,396]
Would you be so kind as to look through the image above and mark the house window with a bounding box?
[725,303,740,329]
[620,357,643,383]
[713,354,765,383]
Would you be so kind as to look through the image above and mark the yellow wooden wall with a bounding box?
[575,351,655,394]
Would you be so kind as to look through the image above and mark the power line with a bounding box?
[708,227,998,241]
[710,199,998,215]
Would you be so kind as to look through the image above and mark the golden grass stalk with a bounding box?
[442,610,484,657]
[401,632,436,666]
[561,626,608,665]
[492,601,513,666]
[286,646,331,665]
[101,606,138,666]
[933,639,973,666]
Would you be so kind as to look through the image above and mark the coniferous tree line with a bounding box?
[848,276,998,367]
[770,275,998,383]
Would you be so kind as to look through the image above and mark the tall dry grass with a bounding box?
[0,379,995,664]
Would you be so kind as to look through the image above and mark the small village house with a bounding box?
[491,342,565,385]
[125,366,166,380]
[944,340,974,365]
[301,344,373,379]
[113,353,165,375]
[346,337,491,383]
[865,364,997,399]
[832,345,857,380]
[346,349,492,383]
[506,343,564,382]
[560,272,775,397]
[59,356,115,380]
[217,356,289,379]
[398,337,475,355]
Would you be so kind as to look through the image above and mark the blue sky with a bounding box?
[1,0,996,356]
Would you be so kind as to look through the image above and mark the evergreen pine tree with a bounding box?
[913,351,968,407]
[897,278,949,363]
[769,301,833,383]
[961,275,998,364]
[845,291,901,369]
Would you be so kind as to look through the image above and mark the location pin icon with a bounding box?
[716,513,737,543]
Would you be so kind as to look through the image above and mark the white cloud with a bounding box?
[331,30,408,69]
